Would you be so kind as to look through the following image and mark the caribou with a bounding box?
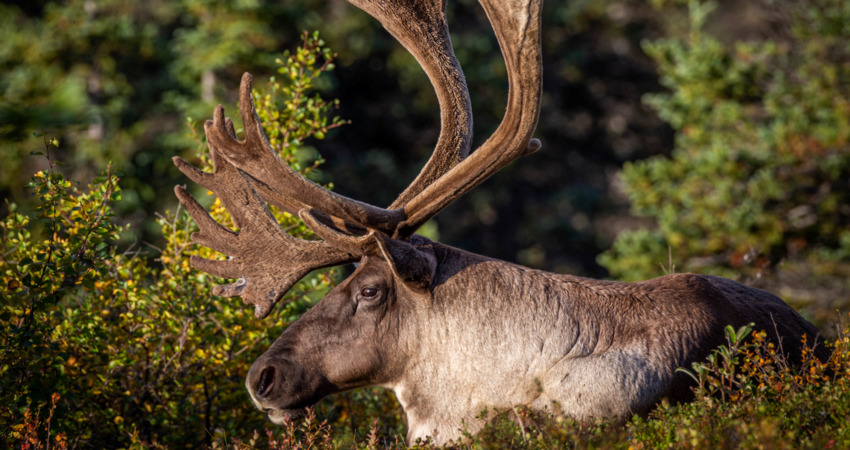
[172,0,827,444]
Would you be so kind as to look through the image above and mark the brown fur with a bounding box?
[245,239,826,444]
[172,0,827,445]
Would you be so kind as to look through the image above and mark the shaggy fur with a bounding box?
[246,238,825,445]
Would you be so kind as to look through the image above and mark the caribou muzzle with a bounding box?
[246,351,330,422]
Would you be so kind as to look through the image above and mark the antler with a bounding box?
[396,0,543,234]
[200,74,406,235]
[173,125,357,318]
[174,0,543,317]
[347,0,473,208]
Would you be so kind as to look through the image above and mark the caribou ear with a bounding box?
[373,234,437,291]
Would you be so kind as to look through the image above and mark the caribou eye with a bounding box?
[359,286,379,299]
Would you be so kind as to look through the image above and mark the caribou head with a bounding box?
[173,0,827,444]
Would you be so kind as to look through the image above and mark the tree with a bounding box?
[600,0,850,323]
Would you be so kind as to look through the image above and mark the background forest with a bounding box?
[2,0,849,447]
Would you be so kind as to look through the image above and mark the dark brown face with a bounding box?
[244,255,409,423]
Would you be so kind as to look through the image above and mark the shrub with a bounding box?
[0,32,364,448]
[630,320,850,449]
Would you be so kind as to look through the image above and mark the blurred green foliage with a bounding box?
[600,0,850,319]
[0,0,329,241]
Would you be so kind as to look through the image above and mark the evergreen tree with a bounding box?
[600,0,850,321]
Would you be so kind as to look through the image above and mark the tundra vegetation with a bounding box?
[2,0,850,448]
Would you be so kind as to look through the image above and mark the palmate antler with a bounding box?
[174,0,543,318]
[172,112,358,319]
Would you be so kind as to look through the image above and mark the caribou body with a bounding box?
[242,238,824,443]
[172,0,826,445]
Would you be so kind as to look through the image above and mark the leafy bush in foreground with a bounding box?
[0,33,392,448]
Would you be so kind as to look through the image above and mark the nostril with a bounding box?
[256,366,276,398]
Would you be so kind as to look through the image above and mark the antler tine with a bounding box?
[209,73,406,235]
[346,0,473,209]
[395,0,543,237]
[300,209,380,255]
[174,143,357,319]
[173,118,251,230]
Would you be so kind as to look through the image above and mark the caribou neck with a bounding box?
[391,242,631,444]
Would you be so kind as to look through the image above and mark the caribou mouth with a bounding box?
[266,407,307,424]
